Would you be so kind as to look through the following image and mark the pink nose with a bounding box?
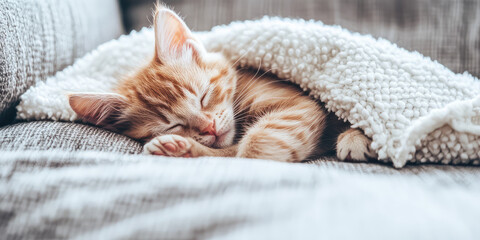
[200,120,216,136]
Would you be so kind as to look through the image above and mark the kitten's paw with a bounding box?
[143,135,193,157]
[336,129,377,162]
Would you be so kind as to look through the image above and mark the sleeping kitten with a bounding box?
[69,7,377,162]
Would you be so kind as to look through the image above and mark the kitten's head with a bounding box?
[69,6,237,148]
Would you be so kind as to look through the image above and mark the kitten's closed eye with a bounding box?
[200,93,207,108]
[200,91,211,108]
[167,124,184,131]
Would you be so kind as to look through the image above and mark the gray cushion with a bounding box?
[0,121,142,154]
[1,150,480,239]
[0,0,124,125]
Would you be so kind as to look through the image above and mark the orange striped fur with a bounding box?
[69,6,377,162]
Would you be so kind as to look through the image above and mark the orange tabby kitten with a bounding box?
[69,7,377,162]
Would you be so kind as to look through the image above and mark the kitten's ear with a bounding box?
[68,93,129,131]
[153,7,206,63]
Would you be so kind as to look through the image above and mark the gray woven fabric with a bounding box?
[0,121,142,154]
[1,150,480,239]
[0,0,124,125]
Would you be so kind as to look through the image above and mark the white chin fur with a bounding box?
[213,128,235,148]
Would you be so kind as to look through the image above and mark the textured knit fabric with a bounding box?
[1,150,480,239]
[0,121,142,154]
[0,0,124,126]
[16,19,480,167]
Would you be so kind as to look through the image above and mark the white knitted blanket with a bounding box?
[17,17,480,168]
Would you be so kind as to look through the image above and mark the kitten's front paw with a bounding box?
[143,135,193,157]
[336,129,377,162]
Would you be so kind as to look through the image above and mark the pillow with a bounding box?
[0,0,124,125]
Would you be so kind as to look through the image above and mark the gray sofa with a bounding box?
[1,0,480,239]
